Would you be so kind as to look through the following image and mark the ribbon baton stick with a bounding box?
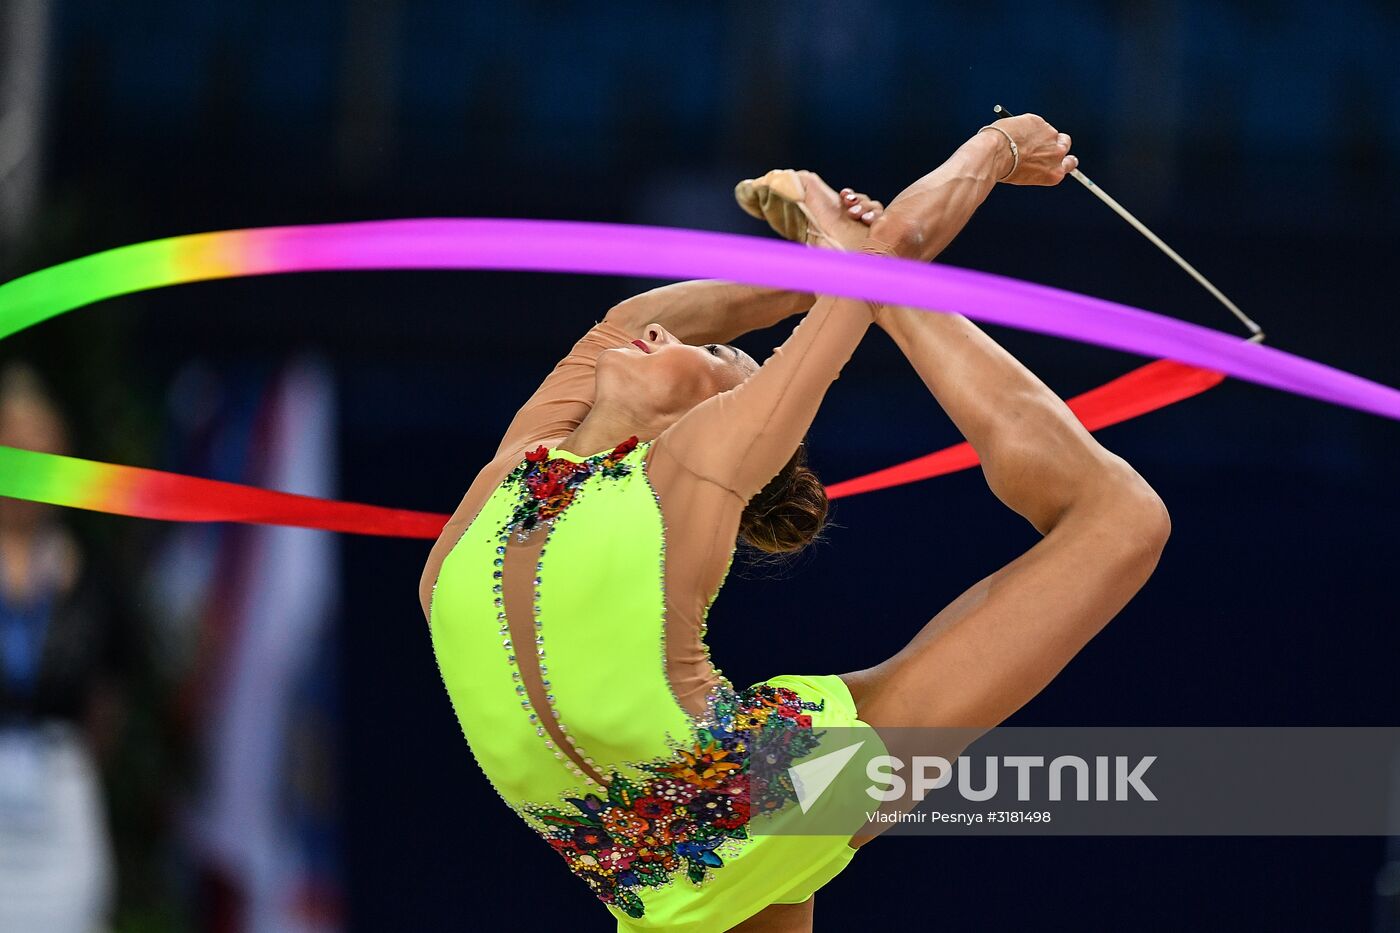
[992,104,1264,344]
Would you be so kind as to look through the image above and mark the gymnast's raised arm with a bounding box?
[606,280,814,346]
[490,284,819,463]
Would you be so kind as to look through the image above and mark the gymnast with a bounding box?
[419,112,1170,932]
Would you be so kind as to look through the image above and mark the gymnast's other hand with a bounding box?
[838,186,884,227]
[981,113,1079,186]
[784,171,883,250]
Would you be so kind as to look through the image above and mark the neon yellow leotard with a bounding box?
[423,305,885,930]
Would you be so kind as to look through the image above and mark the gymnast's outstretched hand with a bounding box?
[980,112,1079,185]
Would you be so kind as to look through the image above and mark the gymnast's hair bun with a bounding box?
[738,439,829,555]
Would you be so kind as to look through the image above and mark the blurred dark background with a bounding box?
[1,1,1398,930]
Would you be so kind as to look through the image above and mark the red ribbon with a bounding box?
[827,358,1224,499]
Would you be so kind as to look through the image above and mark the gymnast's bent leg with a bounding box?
[838,282,1170,849]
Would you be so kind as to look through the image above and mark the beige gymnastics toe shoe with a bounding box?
[733,169,844,250]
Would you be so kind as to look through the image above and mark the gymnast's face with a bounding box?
[596,322,759,422]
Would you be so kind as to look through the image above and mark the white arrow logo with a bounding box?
[789,741,866,813]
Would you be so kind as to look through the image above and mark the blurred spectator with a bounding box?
[0,362,128,933]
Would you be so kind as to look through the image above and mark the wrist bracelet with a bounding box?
[978,124,1019,181]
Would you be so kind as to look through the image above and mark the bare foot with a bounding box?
[734,169,883,251]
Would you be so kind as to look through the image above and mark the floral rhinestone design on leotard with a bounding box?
[499,435,640,540]
[524,683,826,920]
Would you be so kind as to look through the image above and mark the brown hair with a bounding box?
[737,438,829,555]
